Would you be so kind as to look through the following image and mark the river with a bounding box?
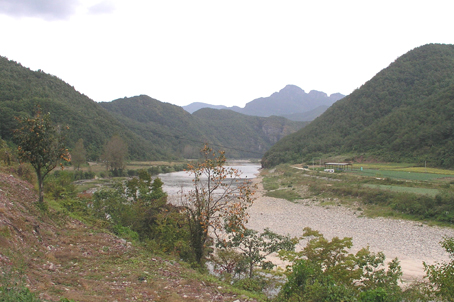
[157,161,261,198]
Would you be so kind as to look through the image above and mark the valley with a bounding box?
[2,42,454,300]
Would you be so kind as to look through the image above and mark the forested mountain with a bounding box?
[98,96,208,159]
[0,56,152,160]
[262,44,454,168]
[192,108,307,157]
[183,85,344,121]
[100,96,307,158]
[281,105,330,122]
[0,55,305,160]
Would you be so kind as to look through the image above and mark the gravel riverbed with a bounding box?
[246,184,454,282]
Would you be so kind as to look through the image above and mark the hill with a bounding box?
[192,108,308,157]
[0,172,259,301]
[262,44,454,168]
[0,56,304,161]
[0,56,154,160]
[100,96,307,158]
[183,85,344,121]
[281,105,330,122]
[98,95,209,159]
[182,102,228,113]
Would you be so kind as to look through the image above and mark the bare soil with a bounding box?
[0,173,258,302]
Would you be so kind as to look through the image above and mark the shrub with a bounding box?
[278,228,404,301]
[424,237,454,300]
[44,171,76,200]
[91,171,191,259]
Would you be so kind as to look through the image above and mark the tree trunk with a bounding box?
[37,171,44,203]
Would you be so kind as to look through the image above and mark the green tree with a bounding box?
[14,107,70,204]
[424,237,454,300]
[71,138,86,170]
[92,170,190,257]
[278,228,403,301]
[0,138,13,166]
[183,144,256,265]
[216,227,297,279]
[101,135,128,172]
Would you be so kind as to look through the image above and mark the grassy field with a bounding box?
[341,162,454,181]
[70,160,189,173]
[352,169,454,181]
[262,163,454,225]
[362,184,440,197]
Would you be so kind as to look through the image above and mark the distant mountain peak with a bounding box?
[182,85,344,121]
[280,84,306,93]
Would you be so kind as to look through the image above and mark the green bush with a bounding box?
[44,171,76,200]
[277,228,404,301]
[91,171,191,259]
[60,198,88,214]
[424,237,454,300]
[233,278,262,293]
[112,225,139,242]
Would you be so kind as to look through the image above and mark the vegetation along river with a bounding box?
[158,161,454,283]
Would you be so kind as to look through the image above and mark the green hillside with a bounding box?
[192,108,307,158]
[0,55,305,161]
[100,97,307,159]
[262,44,454,168]
[0,56,154,160]
[99,95,209,159]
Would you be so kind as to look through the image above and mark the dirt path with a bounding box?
[246,182,454,282]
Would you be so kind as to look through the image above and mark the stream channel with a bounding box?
[157,161,261,199]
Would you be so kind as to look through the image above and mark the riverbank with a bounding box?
[246,178,454,282]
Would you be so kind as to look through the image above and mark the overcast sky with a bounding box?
[1,0,453,107]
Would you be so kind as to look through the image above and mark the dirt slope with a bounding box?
[0,173,256,302]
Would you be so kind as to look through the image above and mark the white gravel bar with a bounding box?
[246,187,454,282]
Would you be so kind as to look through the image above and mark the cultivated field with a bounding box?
[253,163,454,282]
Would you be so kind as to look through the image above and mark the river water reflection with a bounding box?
[157,161,261,197]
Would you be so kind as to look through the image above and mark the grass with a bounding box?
[352,163,414,170]
[352,169,453,181]
[353,162,454,174]
[362,184,440,197]
[76,160,189,173]
[348,162,454,180]
[262,163,454,225]
[265,189,301,201]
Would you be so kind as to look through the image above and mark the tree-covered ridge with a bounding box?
[100,96,307,159]
[99,95,209,159]
[0,56,152,160]
[193,108,307,157]
[262,43,454,168]
[0,56,305,160]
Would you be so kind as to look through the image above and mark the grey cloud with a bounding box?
[88,1,115,15]
[0,0,79,21]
